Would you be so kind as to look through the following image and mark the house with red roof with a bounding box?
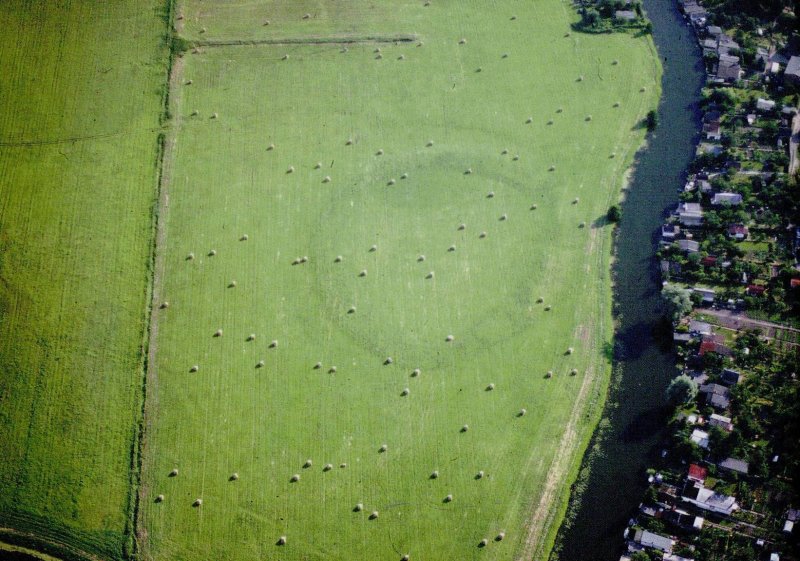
[747,284,766,296]
[688,464,708,483]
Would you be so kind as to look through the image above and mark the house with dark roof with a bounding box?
[678,239,700,253]
[727,224,748,240]
[717,56,741,82]
[708,413,733,431]
[703,120,722,140]
[747,284,766,296]
[786,56,800,86]
[711,192,743,205]
[720,368,741,386]
[699,383,731,410]
[634,529,675,554]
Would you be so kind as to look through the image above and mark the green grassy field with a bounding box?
[0,2,168,558]
[140,2,660,561]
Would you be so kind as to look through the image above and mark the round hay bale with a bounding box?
[612,59,619,65]
[256,360,265,369]
[640,86,646,92]
[388,178,395,185]
[169,468,179,477]
[303,13,310,19]
[556,107,563,113]
[193,498,203,507]
[267,143,275,151]
[384,357,393,365]
[189,365,198,373]
[475,66,481,72]
[445,334,454,342]
[287,166,294,173]
[502,52,509,58]
[186,252,195,260]
[458,223,466,231]
[443,494,453,503]
[399,55,405,60]
[610,153,616,158]
[277,536,287,546]
[549,165,556,172]
[458,38,467,44]
[230,472,239,481]
[476,470,485,479]
[426,140,434,147]
[425,271,434,279]
[487,191,495,198]
[269,339,278,348]
[401,172,408,179]
[545,304,552,311]
[293,258,301,265]
[401,388,410,397]
[314,361,322,370]
[430,470,439,479]
[160,301,169,309]
[500,213,507,221]
[577,75,584,82]
[571,368,578,376]
[290,474,300,482]
[579,221,586,228]
[545,370,553,378]
[511,15,518,20]
[359,269,367,277]
[512,154,520,161]
[496,532,506,542]
[208,249,217,256]
[479,539,488,548]
[537,297,544,303]
[340,463,348,468]
[530,204,538,210]
[185,79,193,85]
[282,54,289,60]
[401,555,410,561]
[411,368,421,377]
[464,168,472,174]
[155,494,164,503]
[369,244,378,252]
[501,148,509,155]
[247,333,256,342]
[334,255,343,263]
[213,328,223,337]
[547,119,554,125]
[461,424,469,432]
[526,117,533,124]
[376,149,384,156]
[323,176,331,183]
[566,347,574,355]
[613,102,620,108]
[585,115,592,121]
[374,48,381,53]
[448,245,456,252]
[191,110,199,117]
[314,162,322,169]
[486,383,495,391]
[348,306,356,314]
[211,112,218,119]
[323,463,333,472]
[346,138,353,145]
[418,254,426,262]
[479,231,487,238]
[303,459,313,468]
[518,408,527,417]
[329,366,337,373]
[379,444,388,453]
[354,503,364,512]
[369,511,379,520]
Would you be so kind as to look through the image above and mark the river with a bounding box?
[554,1,705,560]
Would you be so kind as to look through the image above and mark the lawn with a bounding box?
[139,2,660,561]
[0,1,168,558]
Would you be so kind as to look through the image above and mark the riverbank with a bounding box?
[552,1,706,560]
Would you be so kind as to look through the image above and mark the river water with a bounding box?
[554,1,705,560]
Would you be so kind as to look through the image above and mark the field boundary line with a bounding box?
[131,1,182,559]
[189,33,418,48]
[0,530,105,561]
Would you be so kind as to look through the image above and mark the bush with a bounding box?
[645,110,659,131]
[666,374,698,405]
[607,204,621,223]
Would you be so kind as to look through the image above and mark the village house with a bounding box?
[633,529,675,554]
[708,413,733,431]
[703,119,722,140]
[677,202,703,226]
[711,192,742,205]
[690,428,710,449]
[693,287,716,305]
[757,98,776,112]
[699,383,731,410]
[727,224,748,240]
[688,463,708,483]
[681,482,739,516]
[720,368,741,385]
[689,320,712,336]
[662,223,680,240]
[678,239,700,253]
[785,56,800,86]
[719,457,749,475]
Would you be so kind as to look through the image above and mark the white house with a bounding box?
[682,482,739,516]
[677,202,703,226]
[711,192,742,205]
[756,98,776,112]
